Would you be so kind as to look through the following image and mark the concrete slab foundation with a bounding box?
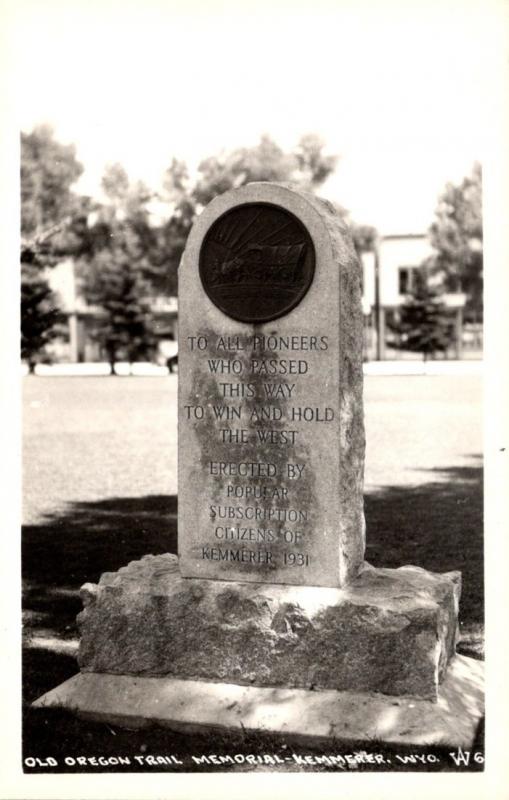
[34,654,483,749]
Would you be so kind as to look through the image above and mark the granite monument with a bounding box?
[35,183,484,748]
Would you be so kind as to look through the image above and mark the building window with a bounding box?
[398,267,416,294]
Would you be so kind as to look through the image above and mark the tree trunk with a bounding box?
[106,345,116,375]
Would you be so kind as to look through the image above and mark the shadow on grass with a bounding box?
[22,463,483,675]
[22,495,178,703]
[364,460,483,658]
[23,494,178,589]
[22,462,483,769]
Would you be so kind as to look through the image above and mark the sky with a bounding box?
[6,0,505,234]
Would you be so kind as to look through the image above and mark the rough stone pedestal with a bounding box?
[77,553,461,701]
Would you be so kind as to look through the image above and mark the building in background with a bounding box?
[45,234,479,364]
[45,259,178,364]
[361,234,473,361]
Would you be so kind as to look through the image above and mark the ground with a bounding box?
[22,373,483,772]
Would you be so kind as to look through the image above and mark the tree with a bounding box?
[350,223,377,256]
[88,137,372,303]
[82,229,156,373]
[21,125,86,259]
[21,127,91,369]
[21,244,64,373]
[427,163,482,321]
[79,164,157,372]
[190,133,337,208]
[294,133,338,189]
[156,134,339,293]
[387,273,455,361]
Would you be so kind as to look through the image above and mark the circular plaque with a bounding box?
[199,202,315,323]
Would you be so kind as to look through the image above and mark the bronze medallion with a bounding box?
[199,202,315,323]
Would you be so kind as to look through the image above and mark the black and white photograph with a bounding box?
[2,0,508,798]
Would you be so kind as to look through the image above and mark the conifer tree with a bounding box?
[389,274,454,361]
[78,164,158,373]
[82,226,156,374]
[21,246,64,372]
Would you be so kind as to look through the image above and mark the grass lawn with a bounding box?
[22,373,483,772]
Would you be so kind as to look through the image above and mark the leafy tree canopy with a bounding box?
[21,125,91,264]
[22,127,376,365]
[100,163,154,221]
[427,162,482,319]
[187,133,337,209]
[156,134,374,294]
[80,163,159,282]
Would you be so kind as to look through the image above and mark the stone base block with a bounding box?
[77,554,461,700]
[33,655,484,749]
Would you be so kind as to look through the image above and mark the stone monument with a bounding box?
[179,184,365,587]
[35,183,484,748]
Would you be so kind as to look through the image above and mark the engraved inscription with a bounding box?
[182,331,336,578]
[199,204,315,323]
